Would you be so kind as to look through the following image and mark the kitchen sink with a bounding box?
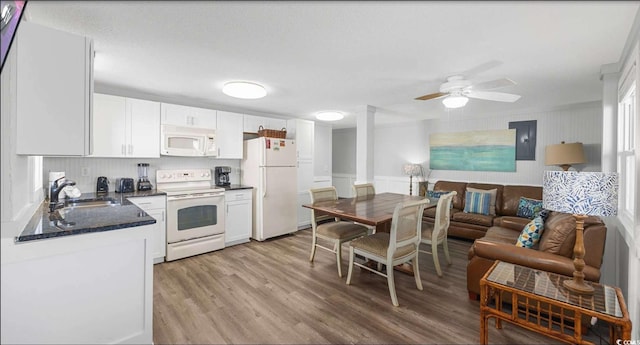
[64,198,119,209]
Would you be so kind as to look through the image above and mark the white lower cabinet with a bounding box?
[225,189,252,247]
[1,224,154,344]
[128,195,166,263]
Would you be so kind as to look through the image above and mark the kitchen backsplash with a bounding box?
[43,156,241,195]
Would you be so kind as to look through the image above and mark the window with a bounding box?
[617,71,636,235]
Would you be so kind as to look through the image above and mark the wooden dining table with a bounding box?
[303,192,438,274]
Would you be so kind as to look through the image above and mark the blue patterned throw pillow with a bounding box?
[427,190,450,199]
[463,191,491,215]
[516,215,545,248]
[427,190,453,208]
[516,197,543,219]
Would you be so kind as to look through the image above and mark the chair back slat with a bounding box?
[433,191,457,241]
[352,183,375,198]
[309,187,338,224]
[389,199,429,256]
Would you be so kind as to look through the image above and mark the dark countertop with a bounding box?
[220,184,254,191]
[16,190,167,243]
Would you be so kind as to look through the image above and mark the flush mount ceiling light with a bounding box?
[222,81,267,99]
[315,111,344,121]
[442,94,469,109]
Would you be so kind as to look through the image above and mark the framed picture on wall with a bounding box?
[508,120,537,160]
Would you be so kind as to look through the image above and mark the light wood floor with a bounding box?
[153,229,606,344]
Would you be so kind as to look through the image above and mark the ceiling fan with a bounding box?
[415,75,521,109]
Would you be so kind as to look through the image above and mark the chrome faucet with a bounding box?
[49,176,76,212]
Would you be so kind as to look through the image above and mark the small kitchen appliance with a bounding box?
[96,176,110,193]
[214,166,231,186]
[115,178,135,193]
[137,163,153,191]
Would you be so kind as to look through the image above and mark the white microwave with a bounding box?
[161,124,217,157]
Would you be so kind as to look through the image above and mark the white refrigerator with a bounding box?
[242,137,298,241]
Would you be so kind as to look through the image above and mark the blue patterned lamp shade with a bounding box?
[542,171,618,216]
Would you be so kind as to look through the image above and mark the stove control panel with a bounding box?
[156,169,211,183]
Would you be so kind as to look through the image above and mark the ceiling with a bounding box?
[23,1,639,129]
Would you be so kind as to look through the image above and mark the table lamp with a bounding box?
[545,141,586,171]
[542,171,618,294]
[403,163,422,196]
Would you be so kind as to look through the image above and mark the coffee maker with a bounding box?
[214,166,231,186]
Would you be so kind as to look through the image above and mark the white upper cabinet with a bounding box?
[243,114,287,134]
[16,22,94,156]
[92,94,160,158]
[92,94,126,157]
[287,119,315,161]
[216,111,244,159]
[127,98,161,157]
[161,103,217,129]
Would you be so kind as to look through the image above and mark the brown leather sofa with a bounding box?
[423,180,542,240]
[466,212,606,299]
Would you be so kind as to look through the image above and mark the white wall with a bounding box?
[313,122,333,178]
[332,128,357,174]
[333,101,602,188]
[43,156,241,193]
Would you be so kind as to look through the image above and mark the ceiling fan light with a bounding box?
[315,111,344,121]
[442,95,469,109]
[222,81,267,99]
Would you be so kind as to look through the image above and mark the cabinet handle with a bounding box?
[122,144,126,155]
[161,211,164,222]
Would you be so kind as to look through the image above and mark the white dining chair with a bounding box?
[346,198,428,306]
[309,187,369,277]
[419,191,456,277]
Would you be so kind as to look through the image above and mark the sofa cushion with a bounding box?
[484,226,521,243]
[464,191,491,215]
[433,181,467,210]
[501,185,543,216]
[538,212,576,257]
[516,197,544,219]
[453,210,493,227]
[515,215,544,248]
[467,187,497,215]
[467,183,504,214]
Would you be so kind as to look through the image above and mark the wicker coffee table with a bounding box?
[480,261,632,345]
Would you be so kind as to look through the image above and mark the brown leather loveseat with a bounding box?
[422,180,543,240]
[466,212,606,299]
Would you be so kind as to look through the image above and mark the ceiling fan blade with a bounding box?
[471,78,516,91]
[466,90,521,102]
[415,92,448,101]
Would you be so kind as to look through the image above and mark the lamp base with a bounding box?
[563,277,594,295]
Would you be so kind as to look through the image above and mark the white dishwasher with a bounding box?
[224,188,253,247]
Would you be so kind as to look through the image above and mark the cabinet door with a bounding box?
[146,209,166,264]
[296,120,315,160]
[296,192,312,229]
[16,22,93,156]
[127,98,160,158]
[243,114,262,133]
[127,196,166,263]
[226,200,252,246]
[190,107,217,129]
[160,103,190,126]
[217,111,244,159]
[91,94,126,157]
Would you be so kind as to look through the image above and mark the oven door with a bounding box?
[166,192,225,243]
